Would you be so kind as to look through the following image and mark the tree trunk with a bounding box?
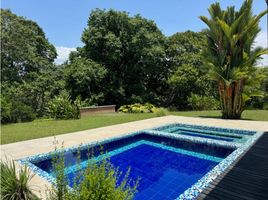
[218,79,244,119]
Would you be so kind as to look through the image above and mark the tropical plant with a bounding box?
[200,0,268,119]
[0,159,36,200]
[47,94,80,119]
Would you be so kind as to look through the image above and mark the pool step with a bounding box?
[162,126,243,139]
[176,130,234,142]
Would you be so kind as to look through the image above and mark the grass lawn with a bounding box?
[1,110,267,145]
[1,113,156,144]
[171,110,268,121]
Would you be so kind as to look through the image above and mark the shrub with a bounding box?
[155,108,168,117]
[187,93,219,110]
[10,101,36,123]
[0,96,12,123]
[48,148,139,200]
[71,161,138,200]
[118,103,159,113]
[1,96,36,124]
[47,95,80,119]
[263,103,268,110]
[0,159,36,200]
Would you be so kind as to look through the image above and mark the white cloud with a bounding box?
[54,46,76,64]
[254,31,268,67]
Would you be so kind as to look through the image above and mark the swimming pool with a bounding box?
[20,123,261,200]
[153,123,254,143]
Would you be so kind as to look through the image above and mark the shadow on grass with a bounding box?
[198,115,221,119]
[198,115,253,121]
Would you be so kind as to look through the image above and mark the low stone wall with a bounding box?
[80,105,116,116]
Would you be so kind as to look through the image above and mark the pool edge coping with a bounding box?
[17,122,263,200]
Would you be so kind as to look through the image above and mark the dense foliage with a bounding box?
[200,0,268,119]
[68,9,168,106]
[1,6,267,124]
[187,93,219,110]
[1,9,64,123]
[1,9,57,83]
[47,94,80,119]
[247,67,268,109]
[64,57,107,105]
[165,31,217,109]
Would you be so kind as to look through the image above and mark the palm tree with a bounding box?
[200,0,267,119]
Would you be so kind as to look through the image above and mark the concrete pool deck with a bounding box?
[1,115,268,198]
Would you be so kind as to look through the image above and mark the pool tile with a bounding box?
[23,125,253,200]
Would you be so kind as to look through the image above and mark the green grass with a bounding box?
[1,113,156,144]
[171,110,268,121]
[1,110,267,145]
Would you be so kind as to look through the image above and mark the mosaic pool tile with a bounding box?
[18,123,263,200]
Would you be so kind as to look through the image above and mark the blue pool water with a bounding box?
[154,124,251,143]
[110,143,218,200]
[68,142,219,200]
[32,133,235,199]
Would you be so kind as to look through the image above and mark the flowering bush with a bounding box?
[118,103,159,113]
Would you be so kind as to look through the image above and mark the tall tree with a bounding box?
[165,31,215,109]
[64,57,107,104]
[1,9,61,121]
[1,9,57,83]
[166,31,205,69]
[74,9,167,106]
[200,0,267,119]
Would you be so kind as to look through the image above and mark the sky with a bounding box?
[2,0,268,65]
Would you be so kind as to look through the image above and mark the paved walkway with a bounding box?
[1,115,268,199]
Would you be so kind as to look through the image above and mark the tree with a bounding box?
[200,0,268,119]
[1,9,57,83]
[1,66,65,121]
[246,67,268,109]
[167,64,199,108]
[74,9,167,106]
[64,57,107,104]
[165,31,216,109]
[1,9,61,122]
[166,31,205,70]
